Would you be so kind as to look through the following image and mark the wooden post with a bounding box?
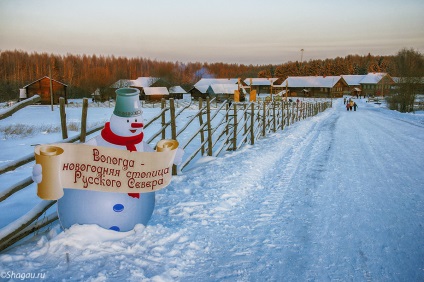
[80,98,88,143]
[250,103,255,145]
[49,66,54,111]
[286,101,290,127]
[169,98,177,175]
[161,98,166,139]
[59,97,68,139]
[244,104,247,136]
[281,101,284,128]
[206,97,213,156]
[272,101,276,132]
[262,102,266,136]
[233,103,237,151]
[198,98,205,155]
[225,103,229,138]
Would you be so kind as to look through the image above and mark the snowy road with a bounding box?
[1,98,423,281]
[173,98,424,281]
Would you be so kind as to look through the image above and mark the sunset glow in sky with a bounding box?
[1,0,423,65]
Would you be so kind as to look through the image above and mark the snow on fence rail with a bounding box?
[0,95,41,120]
[0,97,332,252]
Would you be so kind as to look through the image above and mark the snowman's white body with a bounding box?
[57,113,156,232]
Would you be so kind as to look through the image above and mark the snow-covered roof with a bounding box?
[341,75,367,86]
[192,85,210,94]
[169,86,187,94]
[208,84,239,94]
[243,78,279,86]
[359,73,387,84]
[281,76,343,88]
[111,77,160,88]
[143,87,169,95]
[22,76,68,88]
[194,78,239,87]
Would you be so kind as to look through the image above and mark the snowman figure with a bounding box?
[32,87,183,232]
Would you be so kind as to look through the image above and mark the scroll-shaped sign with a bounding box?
[34,140,179,200]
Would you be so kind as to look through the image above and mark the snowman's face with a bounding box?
[110,114,144,137]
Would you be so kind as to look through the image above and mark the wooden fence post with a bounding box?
[286,101,290,127]
[262,102,266,136]
[225,103,229,138]
[161,98,166,139]
[169,98,177,175]
[244,104,247,136]
[233,103,237,151]
[80,98,88,143]
[59,97,68,140]
[198,98,205,155]
[281,101,285,130]
[250,103,255,145]
[272,101,276,132]
[206,97,213,156]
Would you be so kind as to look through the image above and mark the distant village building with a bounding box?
[169,86,187,100]
[110,77,170,100]
[207,84,239,101]
[341,73,395,97]
[358,73,394,97]
[143,87,169,101]
[244,78,280,95]
[21,76,67,105]
[280,76,348,98]
[341,75,366,97]
[189,78,239,100]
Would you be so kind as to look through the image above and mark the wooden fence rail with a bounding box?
[0,98,332,252]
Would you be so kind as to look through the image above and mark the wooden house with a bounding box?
[207,84,239,101]
[243,78,280,95]
[169,86,187,100]
[143,87,169,101]
[341,75,366,97]
[359,73,395,97]
[280,76,348,98]
[188,85,209,100]
[21,76,67,105]
[110,77,170,100]
[189,78,239,100]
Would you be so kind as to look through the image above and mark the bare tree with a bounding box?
[387,48,424,112]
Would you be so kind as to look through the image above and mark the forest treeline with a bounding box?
[0,49,410,101]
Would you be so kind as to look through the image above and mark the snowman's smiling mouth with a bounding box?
[130,129,137,133]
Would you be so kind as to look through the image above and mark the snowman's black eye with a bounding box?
[127,119,129,123]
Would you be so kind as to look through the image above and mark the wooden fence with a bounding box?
[0,97,332,251]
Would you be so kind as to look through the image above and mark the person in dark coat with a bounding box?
[353,102,358,111]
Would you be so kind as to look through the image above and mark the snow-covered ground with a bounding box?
[0,98,423,281]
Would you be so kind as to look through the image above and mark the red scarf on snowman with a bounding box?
[101,122,144,198]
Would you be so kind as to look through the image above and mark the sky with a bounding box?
[0,0,423,65]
